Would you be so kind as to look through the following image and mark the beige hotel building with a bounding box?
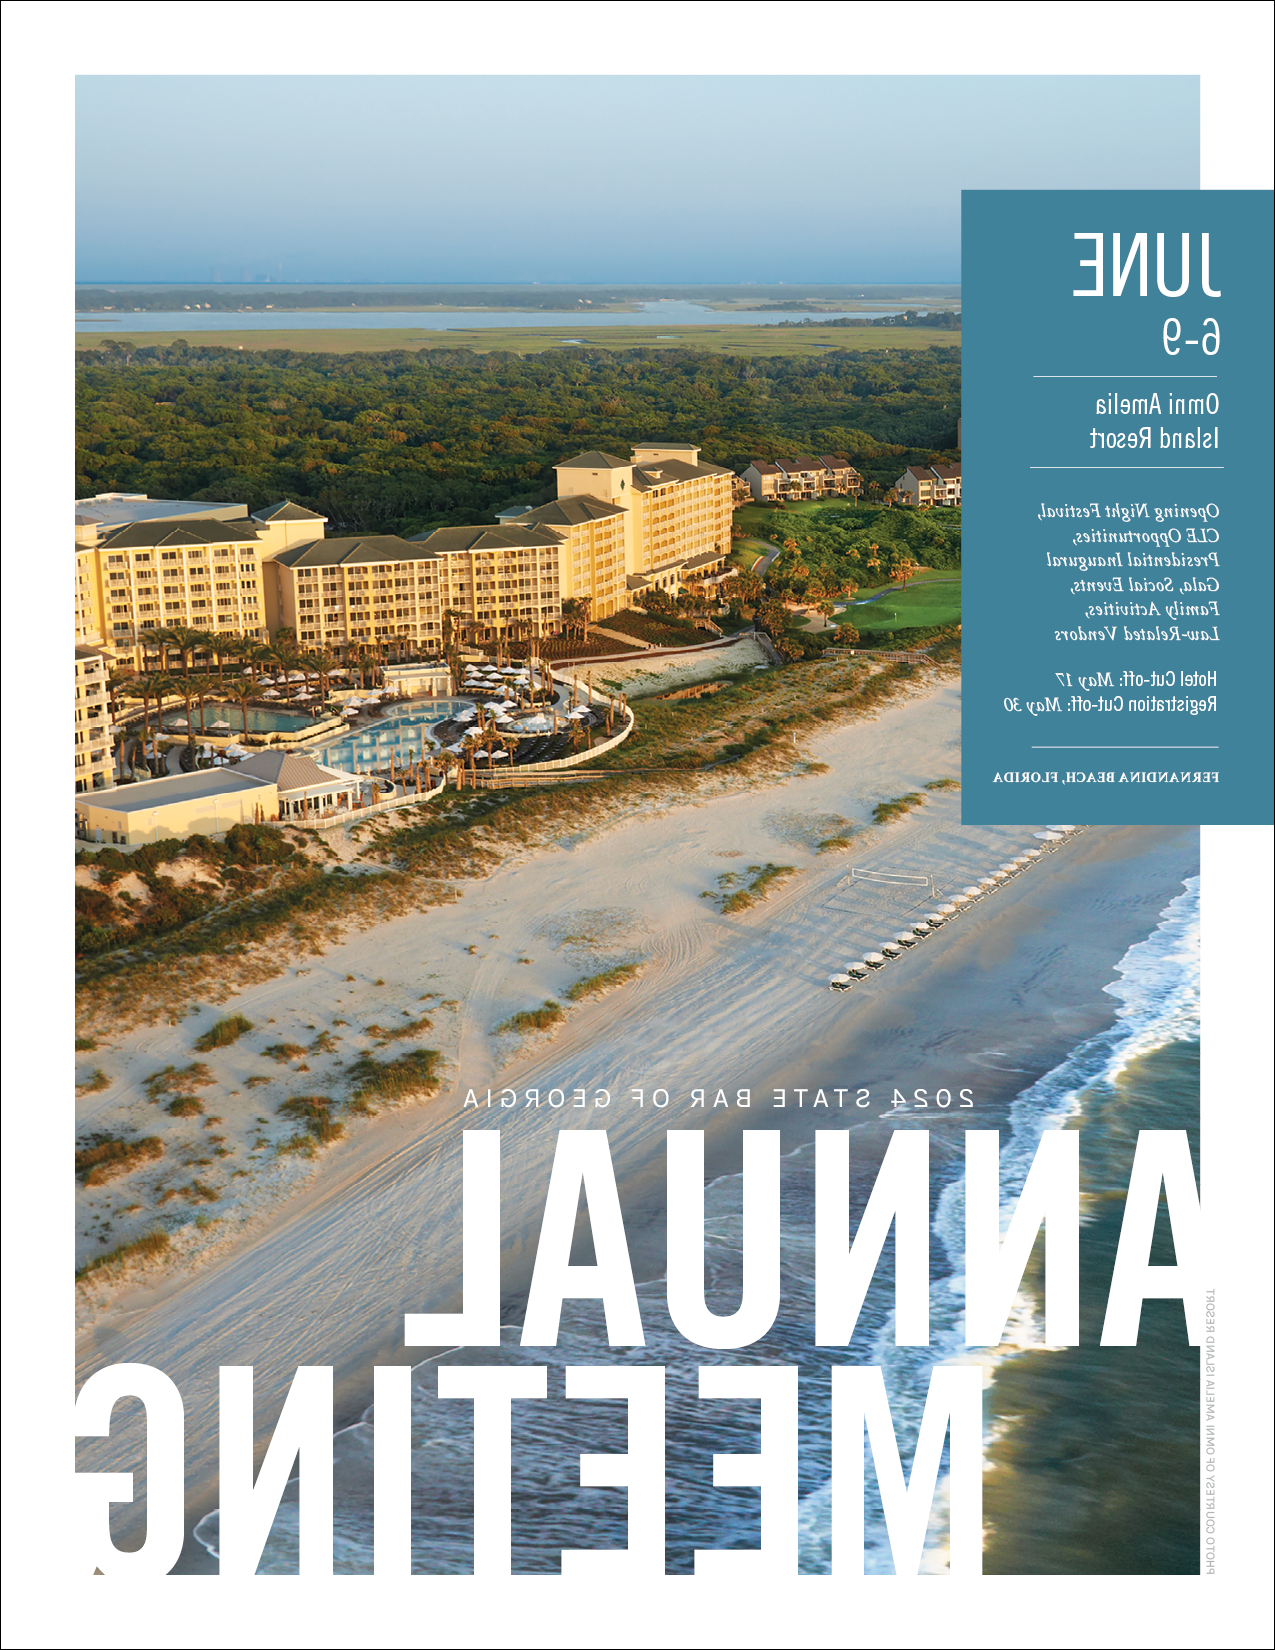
[74,440,736,788]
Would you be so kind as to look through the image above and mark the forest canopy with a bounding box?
[76,341,960,538]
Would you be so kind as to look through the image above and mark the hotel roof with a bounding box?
[631,459,730,490]
[818,454,858,471]
[274,534,430,567]
[517,497,623,527]
[74,496,250,529]
[98,519,263,549]
[233,751,357,792]
[554,450,630,470]
[745,460,783,475]
[85,768,274,815]
[251,500,328,523]
[414,524,568,554]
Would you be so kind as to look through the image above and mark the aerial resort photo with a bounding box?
[57,60,1217,1606]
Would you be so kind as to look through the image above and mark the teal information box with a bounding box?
[961,190,1273,825]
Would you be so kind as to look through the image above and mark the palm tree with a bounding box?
[225,678,258,740]
[190,672,219,737]
[145,673,181,763]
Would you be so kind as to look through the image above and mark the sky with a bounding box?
[75,76,1199,284]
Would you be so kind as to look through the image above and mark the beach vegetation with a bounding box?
[143,1062,214,1100]
[76,1134,163,1185]
[924,777,961,791]
[75,1228,171,1282]
[364,1013,433,1043]
[705,863,798,914]
[565,964,643,1001]
[164,1097,204,1118]
[76,1068,111,1095]
[277,1095,345,1153]
[193,1012,254,1051]
[262,1042,307,1062]
[347,1048,443,1106]
[75,1036,98,1051]
[157,1179,218,1204]
[496,1001,565,1035]
[871,793,926,826]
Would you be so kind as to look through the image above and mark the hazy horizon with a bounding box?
[77,75,1199,284]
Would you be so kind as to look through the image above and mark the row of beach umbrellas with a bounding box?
[829,828,1082,989]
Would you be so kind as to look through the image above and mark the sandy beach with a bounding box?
[72,674,1198,1566]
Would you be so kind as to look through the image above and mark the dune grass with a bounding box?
[565,963,643,1002]
[76,1135,163,1186]
[193,1012,253,1051]
[871,793,926,826]
[496,1000,565,1035]
[347,1048,443,1106]
[277,1095,345,1153]
[76,1228,170,1282]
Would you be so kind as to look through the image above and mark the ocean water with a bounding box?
[194,878,1200,1574]
[74,301,902,335]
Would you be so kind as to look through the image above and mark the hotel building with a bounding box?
[73,438,739,791]
[268,524,567,652]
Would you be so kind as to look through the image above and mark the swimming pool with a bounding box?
[162,701,317,735]
[317,698,474,771]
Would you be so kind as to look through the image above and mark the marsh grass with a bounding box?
[193,1012,253,1051]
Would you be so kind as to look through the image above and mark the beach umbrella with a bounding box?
[962,886,982,897]
[1048,824,1079,832]
[262,689,280,699]
[1033,830,1063,841]
[170,717,188,728]
[862,952,886,968]
[210,719,231,730]
[492,749,509,761]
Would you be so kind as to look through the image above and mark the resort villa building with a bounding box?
[895,463,962,507]
[740,456,862,503]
